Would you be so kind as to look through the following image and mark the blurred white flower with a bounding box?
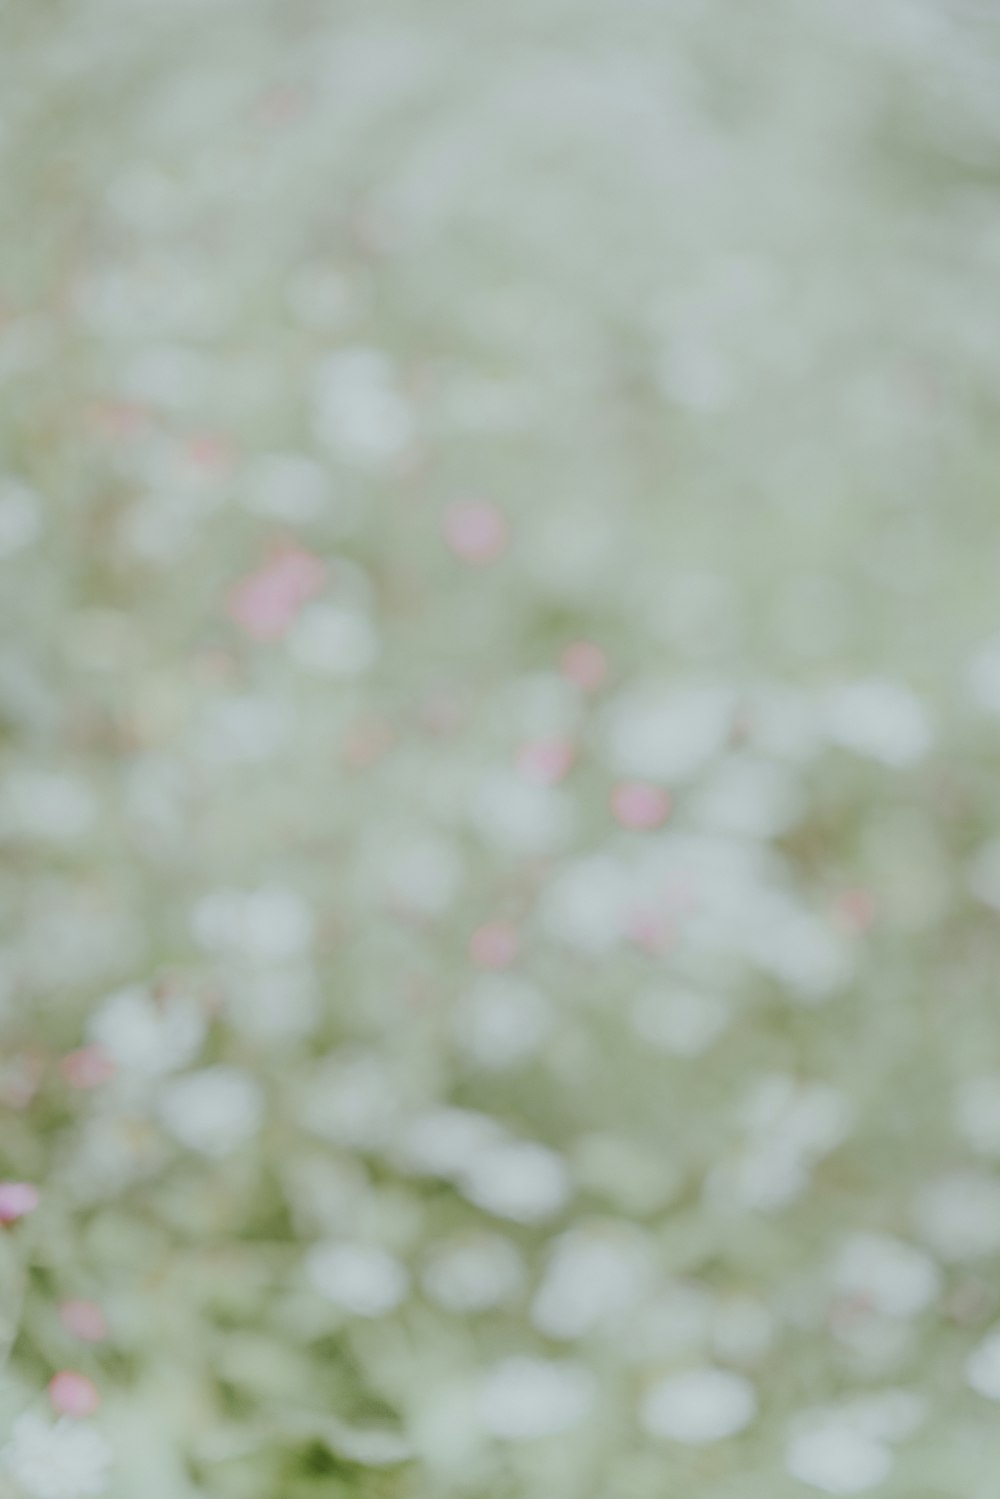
[453,975,554,1069]
[2,1413,111,1499]
[913,1170,1000,1262]
[476,1357,595,1440]
[88,985,204,1077]
[459,1140,570,1223]
[158,1066,263,1157]
[832,1232,940,1318]
[313,347,414,464]
[422,1233,525,1311]
[307,1242,408,1317]
[640,1368,757,1444]
[823,680,931,767]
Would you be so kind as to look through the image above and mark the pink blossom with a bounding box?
[228,546,327,641]
[560,640,607,691]
[443,502,508,564]
[0,1183,39,1224]
[611,781,671,830]
[470,921,520,969]
[516,739,575,786]
[59,1301,108,1344]
[60,1046,116,1090]
[48,1371,101,1419]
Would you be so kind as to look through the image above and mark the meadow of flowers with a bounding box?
[4,1,1000,1495]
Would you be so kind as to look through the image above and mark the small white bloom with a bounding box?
[89,985,204,1076]
[630,986,730,1057]
[158,1066,263,1156]
[3,1412,111,1499]
[469,773,572,856]
[453,975,554,1070]
[0,479,43,557]
[307,1242,408,1317]
[477,1357,595,1441]
[422,1234,524,1311]
[603,683,734,783]
[832,1232,940,1319]
[243,452,330,522]
[786,1421,892,1495]
[2,772,96,842]
[532,1226,652,1339]
[640,1368,756,1444]
[965,1325,1000,1400]
[913,1169,1000,1262]
[823,679,931,767]
[313,347,413,464]
[460,1141,570,1223]
[193,886,313,961]
[380,836,463,917]
[399,1108,505,1177]
[288,604,378,676]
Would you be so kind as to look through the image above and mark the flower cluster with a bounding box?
[3,1,1000,1497]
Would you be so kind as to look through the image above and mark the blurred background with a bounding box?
[3,1,1000,1495]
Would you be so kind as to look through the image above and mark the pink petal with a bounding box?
[469,921,520,970]
[560,640,607,691]
[612,781,671,830]
[59,1301,108,1344]
[516,739,575,786]
[0,1183,39,1224]
[49,1371,101,1419]
[443,502,508,564]
[61,1046,116,1090]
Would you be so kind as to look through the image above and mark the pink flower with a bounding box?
[443,502,508,564]
[0,1183,39,1224]
[516,739,575,786]
[560,640,607,691]
[469,921,520,969]
[60,1046,116,1090]
[611,781,671,830]
[59,1301,108,1344]
[228,546,327,641]
[48,1371,101,1419]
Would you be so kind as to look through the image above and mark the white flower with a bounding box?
[630,986,730,1057]
[3,1413,111,1499]
[453,975,554,1069]
[288,604,378,676]
[603,683,735,783]
[0,479,43,557]
[786,1421,892,1495]
[2,772,96,842]
[532,1225,653,1339]
[158,1067,263,1156]
[832,1232,940,1318]
[459,1141,570,1223]
[476,1357,595,1440]
[823,679,931,767]
[421,1234,525,1311]
[88,985,204,1076]
[307,1242,408,1317]
[965,1325,1000,1400]
[913,1169,1000,1262]
[313,347,414,464]
[640,1368,757,1444]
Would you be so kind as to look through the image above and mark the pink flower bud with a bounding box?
[611,781,671,830]
[49,1371,101,1419]
[59,1301,108,1344]
[469,921,520,970]
[560,640,607,691]
[443,502,508,564]
[0,1183,39,1224]
[60,1046,116,1090]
